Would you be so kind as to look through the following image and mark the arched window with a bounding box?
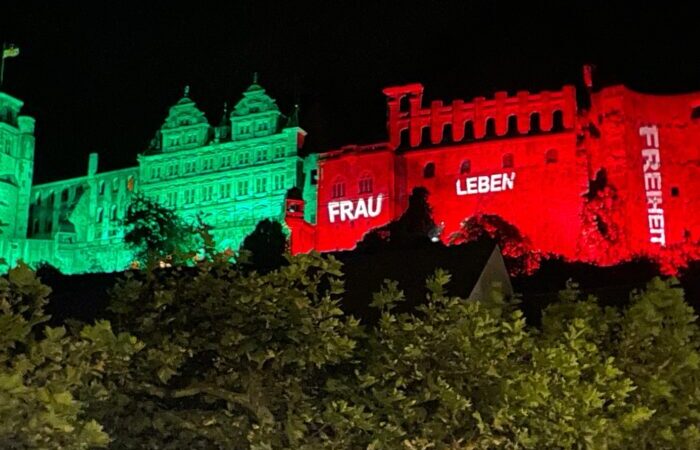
[545,149,558,164]
[507,115,519,136]
[552,110,565,131]
[127,176,135,192]
[332,179,346,198]
[99,181,105,195]
[359,174,373,194]
[529,112,541,133]
[47,191,55,205]
[110,205,118,221]
[692,106,700,120]
[61,189,69,203]
[460,160,471,174]
[96,208,103,223]
[35,194,41,206]
[502,153,514,169]
[423,162,435,178]
[485,118,497,137]
[463,121,475,140]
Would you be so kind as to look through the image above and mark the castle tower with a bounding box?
[0,91,35,239]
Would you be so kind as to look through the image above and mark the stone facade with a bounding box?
[0,82,317,274]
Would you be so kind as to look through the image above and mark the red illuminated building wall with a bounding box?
[287,74,700,271]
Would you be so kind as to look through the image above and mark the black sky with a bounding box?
[1,2,698,184]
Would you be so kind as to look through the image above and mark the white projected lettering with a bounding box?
[456,172,516,196]
[328,194,384,223]
[640,125,666,246]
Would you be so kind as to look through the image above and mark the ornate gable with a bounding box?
[159,86,211,152]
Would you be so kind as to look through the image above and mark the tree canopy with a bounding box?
[2,252,699,448]
[123,193,203,266]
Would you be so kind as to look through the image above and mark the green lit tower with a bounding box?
[0,91,35,260]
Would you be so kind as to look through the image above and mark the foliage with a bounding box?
[92,250,700,449]
[449,213,543,275]
[0,264,142,449]
[357,187,437,252]
[240,219,288,274]
[99,252,362,449]
[5,247,698,448]
[123,193,202,266]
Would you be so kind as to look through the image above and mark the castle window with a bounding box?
[32,220,39,235]
[256,148,268,162]
[274,146,285,159]
[184,189,196,204]
[201,186,213,202]
[48,192,55,205]
[546,149,558,164]
[332,180,346,198]
[99,181,105,195]
[110,205,118,221]
[529,112,541,133]
[506,115,519,136]
[61,189,69,203]
[221,155,232,167]
[255,177,267,194]
[274,174,285,191]
[35,194,41,206]
[463,121,475,140]
[238,152,250,165]
[96,208,103,223]
[220,183,231,198]
[112,178,120,192]
[691,106,700,120]
[485,118,497,137]
[552,110,565,131]
[359,175,373,194]
[671,187,680,197]
[502,153,514,169]
[423,162,435,178]
[127,177,135,191]
[237,180,249,196]
[45,219,52,233]
[460,160,471,174]
[310,169,318,185]
[167,192,178,206]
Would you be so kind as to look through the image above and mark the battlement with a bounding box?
[383,83,577,149]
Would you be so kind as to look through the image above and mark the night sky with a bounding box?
[2,2,698,184]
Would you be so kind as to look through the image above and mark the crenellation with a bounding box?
[384,84,578,148]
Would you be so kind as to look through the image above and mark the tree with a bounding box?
[0,264,141,449]
[123,193,200,266]
[356,187,438,252]
[98,252,362,449]
[240,219,288,274]
[95,248,699,448]
[450,213,543,275]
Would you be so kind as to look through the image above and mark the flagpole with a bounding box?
[0,43,5,88]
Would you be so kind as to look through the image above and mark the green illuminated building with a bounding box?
[0,81,317,274]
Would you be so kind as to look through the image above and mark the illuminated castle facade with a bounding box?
[1,73,699,274]
[0,82,317,273]
[285,81,700,272]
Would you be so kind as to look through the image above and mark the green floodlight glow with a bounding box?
[0,80,318,274]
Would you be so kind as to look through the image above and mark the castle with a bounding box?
[0,81,317,273]
[1,72,699,274]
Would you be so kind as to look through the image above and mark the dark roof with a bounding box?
[334,238,498,322]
